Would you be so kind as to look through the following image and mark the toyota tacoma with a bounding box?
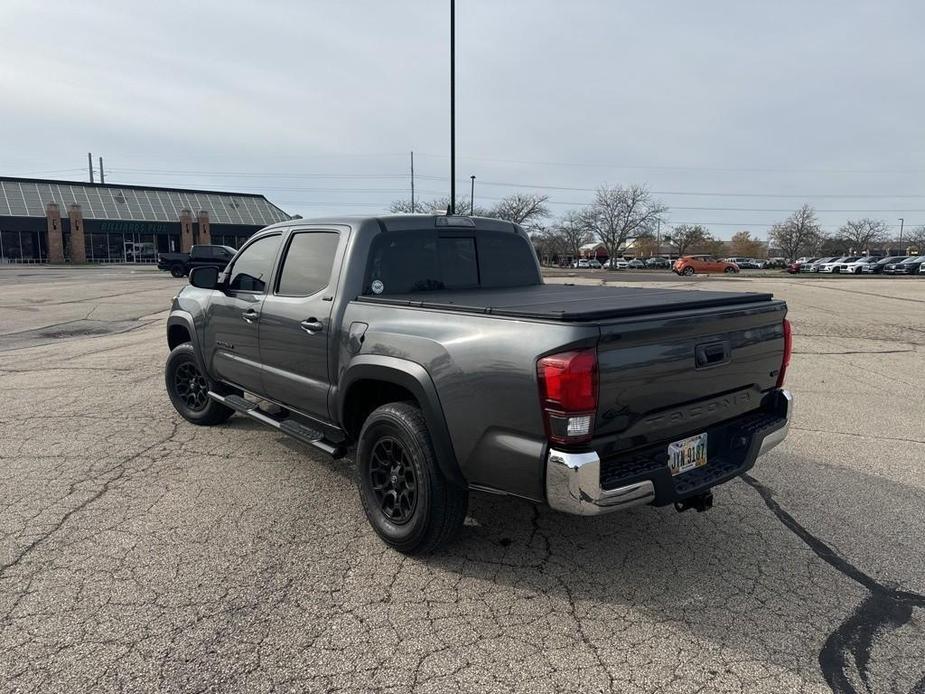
[164,215,792,553]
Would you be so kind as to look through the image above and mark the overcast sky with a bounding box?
[1,0,922,238]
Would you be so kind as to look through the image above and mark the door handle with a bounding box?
[241,309,259,323]
[300,319,324,334]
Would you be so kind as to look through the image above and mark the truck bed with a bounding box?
[355,284,774,322]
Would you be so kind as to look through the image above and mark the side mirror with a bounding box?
[189,265,220,289]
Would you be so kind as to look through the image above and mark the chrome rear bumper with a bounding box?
[545,389,792,516]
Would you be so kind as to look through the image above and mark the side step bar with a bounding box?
[208,391,346,459]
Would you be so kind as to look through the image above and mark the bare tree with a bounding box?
[491,193,550,229]
[838,218,889,253]
[631,231,659,257]
[664,224,709,256]
[729,231,766,258]
[702,236,729,258]
[903,225,925,251]
[389,196,490,216]
[579,184,666,257]
[768,205,823,261]
[531,227,566,264]
[553,210,591,260]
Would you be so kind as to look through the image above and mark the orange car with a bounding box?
[673,255,739,276]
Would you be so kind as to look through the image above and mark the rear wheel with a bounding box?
[724,266,737,274]
[356,402,468,554]
[170,263,185,278]
[165,343,234,425]
[682,266,695,276]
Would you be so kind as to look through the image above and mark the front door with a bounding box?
[258,229,344,421]
[202,233,282,394]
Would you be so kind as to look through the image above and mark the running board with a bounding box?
[208,392,346,459]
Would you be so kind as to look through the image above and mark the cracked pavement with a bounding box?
[0,265,922,693]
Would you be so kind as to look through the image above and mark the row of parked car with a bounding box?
[786,255,925,275]
[570,257,673,269]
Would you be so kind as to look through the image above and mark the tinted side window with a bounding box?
[228,235,281,292]
[277,232,340,296]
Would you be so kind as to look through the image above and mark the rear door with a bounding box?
[258,228,345,421]
[203,233,283,394]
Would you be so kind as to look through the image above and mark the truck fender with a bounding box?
[166,310,206,373]
[337,355,466,488]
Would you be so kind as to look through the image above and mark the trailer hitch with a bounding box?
[675,491,714,513]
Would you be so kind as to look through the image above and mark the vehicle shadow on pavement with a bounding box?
[424,478,924,693]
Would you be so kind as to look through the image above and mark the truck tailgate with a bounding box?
[593,299,787,454]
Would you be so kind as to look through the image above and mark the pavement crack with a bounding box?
[742,473,925,694]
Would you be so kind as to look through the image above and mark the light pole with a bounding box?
[898,217,904,249]
[470,175,475,214]
[448,0,456,214]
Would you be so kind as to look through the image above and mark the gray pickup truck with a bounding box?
[165,214,792,553]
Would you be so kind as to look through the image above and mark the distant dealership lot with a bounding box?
[0,265,922,693]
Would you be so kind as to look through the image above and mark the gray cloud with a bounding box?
[1,0,922,237]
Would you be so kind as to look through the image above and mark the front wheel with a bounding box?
[356,402,468,554]
[682,266,695,276]
[165,343,234,425]
[170,264,185,278]
[724,266,737,274]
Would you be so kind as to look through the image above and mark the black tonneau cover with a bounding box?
[356,284,774,322]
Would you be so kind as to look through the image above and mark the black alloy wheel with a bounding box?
[174,361,209,412]
[368,436,418,524]
[164,343,234,425]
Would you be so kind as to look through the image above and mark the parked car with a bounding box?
[627,259,646,269]
[807,257,841,272]
[787,258,817,274]
[766,258,788,269]
[645,257,671,268]
[838,256,881,274]
[861,256,907,274]
[673,255,739,275]
[158,244,237,278]
[572,259,591,269]
[605,258,629,270]
[883,257,914,274]
[891,255,925,275]
[588,259,602,269]
[726,257,765,269]
[165,214,792,553]
[818,256,858,273]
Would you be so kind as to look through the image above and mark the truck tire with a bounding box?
[356,402,468,554]
[165,343,234,426]
[170,264,186,278]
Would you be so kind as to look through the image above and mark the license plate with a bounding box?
[667,433,708,476]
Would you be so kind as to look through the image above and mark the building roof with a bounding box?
[0,176,290,226]
[579,242,607,251]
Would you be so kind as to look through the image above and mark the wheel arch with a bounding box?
[338,356,465,488]
[166,311,206,371]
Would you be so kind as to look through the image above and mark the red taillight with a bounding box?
[537,349,598,444]
[776,318,792,388]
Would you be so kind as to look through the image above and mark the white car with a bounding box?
[839,256,881,274]
[606,258,629,269]
[572,259,590,269]
[818,256,853,273]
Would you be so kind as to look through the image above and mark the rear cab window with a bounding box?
[363,228,540,295]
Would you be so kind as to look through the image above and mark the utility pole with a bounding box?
[470,175,475,215]
[99,157,105,184]
[898,217,905,249]
[88,152,94,183]
[410,151,415,213]
[448,0,456,214]
[656,218,661,258]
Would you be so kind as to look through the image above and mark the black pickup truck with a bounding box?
[164,215,792,553]
[157,244,237,278]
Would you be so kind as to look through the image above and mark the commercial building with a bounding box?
[0,176,290,263]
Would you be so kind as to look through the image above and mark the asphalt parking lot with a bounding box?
[0,265,923,693]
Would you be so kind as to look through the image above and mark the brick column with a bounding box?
[67,204,87,263]
[179,209,194,252]
[46,203,65,263]
[196,210,211,245]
